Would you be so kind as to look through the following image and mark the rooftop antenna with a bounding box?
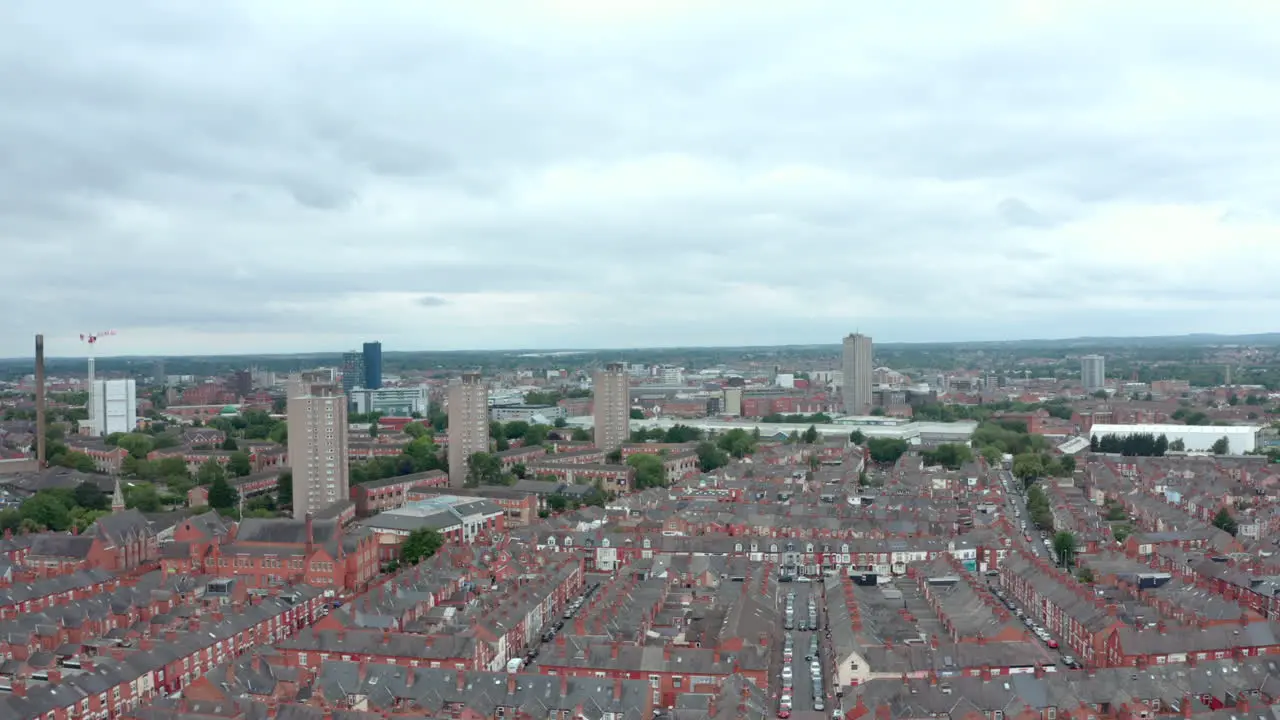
[79,330,117,435]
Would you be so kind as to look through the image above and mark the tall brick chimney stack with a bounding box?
[35,334,46,467]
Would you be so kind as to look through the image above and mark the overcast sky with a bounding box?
[4,1,1280,358]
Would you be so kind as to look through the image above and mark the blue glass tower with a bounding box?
[362,341,383,390]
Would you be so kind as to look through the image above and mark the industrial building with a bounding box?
[489,404,566,423]
[565,416,979,444]
[85,379,137,436]
[1088,423,1261,455]
[349,386,428,416]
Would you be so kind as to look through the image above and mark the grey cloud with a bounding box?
[997,198,1053,228]
[2,1,1280,354]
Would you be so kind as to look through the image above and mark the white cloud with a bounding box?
[3,0,1280,357]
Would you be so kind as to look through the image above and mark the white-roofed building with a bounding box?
[1088,423,1262,454]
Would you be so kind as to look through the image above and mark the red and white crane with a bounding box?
[79,330,117,433]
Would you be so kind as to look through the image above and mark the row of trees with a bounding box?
[921,443,974,470]
[1089,432,1229,456]
[1012,452,1075,482]
[0,483,113,533]
[1025,485,1054,531]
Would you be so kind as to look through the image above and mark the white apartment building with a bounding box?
[1081,355,1107,392]
[86,379,137,436]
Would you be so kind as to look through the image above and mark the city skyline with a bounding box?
[4,2,1280,356]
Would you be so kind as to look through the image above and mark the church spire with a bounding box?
[111,475,126,513]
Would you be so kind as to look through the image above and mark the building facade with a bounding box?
[593,362,630,453]
[1081,354,1107,391]
[288,385,350,517]
[349,385,429,416]
[841,333,873,415]
[447,371,489,486]
[340,351,364,397]
[86,379,137,437]
[362,341,382,390]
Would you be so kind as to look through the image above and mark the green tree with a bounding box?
[546,495,570,513]
[1077,567,1096,584]
[155,456,190,479]
[59,451,99,473]
[867,438,909,464]
[276,470,293,508]
[663,425,703,443]
[404,421,429,439]
[116,433,155,459]
[124,483,162,512]
[921,443,974,470]
[1052,531,1078,568]
[524,424,551,447]
[220,436,238,451]
[716,428,756,458]
[465,452,506,486]
[849,430,866,444]
[369,422,379,438]
[1012,453,1045,482]
[977,446,1003,466]
[626,453,667,489]
[227,451,252,477]
[20,492,72,531]
[605,449,623,464]
[630,409,644,420]
[1169,438,1186,452]
[802,425,819,444]
[1092,390,1109,400]
[74,481,109,511]
[571,428,591,442]
[503,421,531,440]
[697,441,730,472]
[207,474,238,510]
[1213,507,1238,536]
[512,463,528,479]
[1057,455,1076,475]
[196,459,226,486]
[400,528,444,565]
[554,417,568,428]
[1211,436,1230,455]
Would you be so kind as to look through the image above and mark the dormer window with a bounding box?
[806,543,814,553]
[564,537,573,546]
[770,544,778,553]
[643,538,651,549]
[547,537,557,545]
[751,543,758,552]
[602,538,610,548]
[734,543,743,552]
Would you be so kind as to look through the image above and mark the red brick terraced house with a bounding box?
[349,470,450,517]
[0,586,325,718]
